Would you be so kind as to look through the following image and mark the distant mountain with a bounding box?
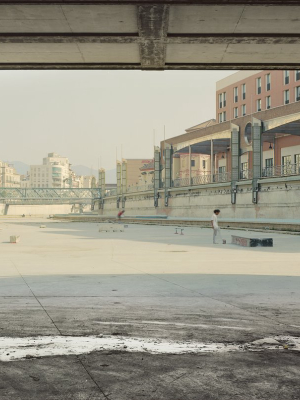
[71,165,116,184]
[9,161,30,175]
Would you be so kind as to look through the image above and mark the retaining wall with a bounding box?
[99,177,300,220]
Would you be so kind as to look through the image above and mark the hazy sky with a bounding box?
[0,70,235,170]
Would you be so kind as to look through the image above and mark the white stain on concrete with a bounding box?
[93,320,251,330]
[0,335,299,362]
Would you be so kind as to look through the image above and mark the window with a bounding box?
[282,155,292,175]
[218,113,223,123]
[266,74,271,91]
[256,99,261,112]
[266,96,271,109]
[294,155,300,173]
[296,86,300,102]
[296,70,300,82]
[240,162,249,179]
[284,71,290,85]
[242,104,246,116]
[234,107,238,118]
[264,158,273,177]
[219,166,226,174]
[191,160,195,167]
[234,87,238,103]
[202,160,206,169]
[284,89,290,104]
[242,83,246,100]
[223,111,226,122]
[218,93,222,109]
[257,77,262,94]
[223,92,227,107]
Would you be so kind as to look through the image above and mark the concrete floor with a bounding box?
[0,218,300,399]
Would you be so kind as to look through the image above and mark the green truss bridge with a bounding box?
[0,188,101,205]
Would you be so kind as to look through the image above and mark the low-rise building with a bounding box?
[138,159,154,186]
[0,161,21,187]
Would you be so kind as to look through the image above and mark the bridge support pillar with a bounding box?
[116,161,122,209]
[164,144,172,207]
[231,123,240,204]
[154,146,160,207]
[252,118,262,204]
[98,168,105,210]
[121,160,127,208]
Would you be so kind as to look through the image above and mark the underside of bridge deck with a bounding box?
[0,0,299,70]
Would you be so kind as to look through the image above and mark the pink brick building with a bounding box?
[216,70,300,123]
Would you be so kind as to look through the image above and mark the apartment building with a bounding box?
[138,159,154,186]
[30,152,71,188]
[216,70,300,123]
[0,161,20,187]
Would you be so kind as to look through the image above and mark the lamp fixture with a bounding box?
[221,153,225,159]
[269,143,273,150]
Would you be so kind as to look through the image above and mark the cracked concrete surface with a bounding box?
[0,218,299,399]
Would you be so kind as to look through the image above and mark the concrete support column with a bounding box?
[189,145,192,186]
[231,123,240,204]
[121,160,127,208]
[154,146,160,207]
[164,144,172,206]
[116,161,122,209]
[98,168,105,209]
[210,139,214,183]
[252,118,262,204]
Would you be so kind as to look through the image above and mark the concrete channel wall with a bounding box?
[99,177,300,221]
[0,204,72,216]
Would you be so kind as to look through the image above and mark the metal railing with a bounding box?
[172,172,231,188]
[240,169,253,180]
[126,183,154,193]
[261,164,300,178]
[105,188,117,197]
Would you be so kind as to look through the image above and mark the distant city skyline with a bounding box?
[0,70,235,170]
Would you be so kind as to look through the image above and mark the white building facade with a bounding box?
[0,161,21,187]
[29,153,71,188]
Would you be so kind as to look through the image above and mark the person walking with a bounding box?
[211,209,225,244]
[117,210,125,221]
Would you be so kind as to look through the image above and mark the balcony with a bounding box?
[240,169,253,180]
[261,164,300,178]
[172,172,231,188]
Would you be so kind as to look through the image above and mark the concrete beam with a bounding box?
[138,5,169,70]
[1,34,299,46]
[0,1,299,5]
[2,63,300,70]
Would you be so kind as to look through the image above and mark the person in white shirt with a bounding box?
[211,209,224,244]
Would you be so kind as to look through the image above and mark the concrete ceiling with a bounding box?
[0,0,300,70]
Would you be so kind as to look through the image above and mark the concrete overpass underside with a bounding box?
[0,0,300,70]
